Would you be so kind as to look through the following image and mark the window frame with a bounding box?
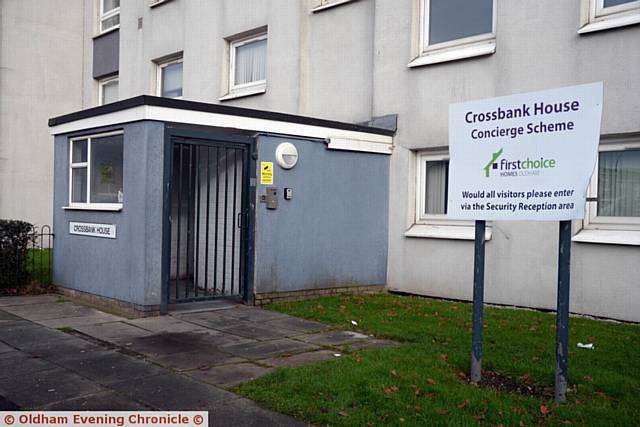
[229,32,268,93]
[156,56,184,99]
[98,75,119,106]
[579,0,640,33]
[67,131,124,211]
[584,137,640,231]
[99,0,120,34]
[409,0,497,67]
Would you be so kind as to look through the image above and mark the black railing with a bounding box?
[18,226,54,288]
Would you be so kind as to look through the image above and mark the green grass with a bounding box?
[26,248,53,285]
[235,293,640,426]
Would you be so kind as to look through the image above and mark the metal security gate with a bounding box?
[164,133,252,306]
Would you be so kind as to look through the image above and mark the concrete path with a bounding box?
[0,294,393,426]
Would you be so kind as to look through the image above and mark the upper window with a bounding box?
[99,0,120,34]
[69,132,124,210]
[409,0,496,67]
[157,57,183,99]
[98,76,119,106]
[224,32,267,99]
[579,0,640,33]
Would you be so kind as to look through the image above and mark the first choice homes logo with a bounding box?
[483,148,557,178]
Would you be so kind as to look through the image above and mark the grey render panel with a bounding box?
[254,135,389,294]
[52,121,165,307]
[93,30,119,79]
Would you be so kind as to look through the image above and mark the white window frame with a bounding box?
[579,0,640,33]
[67,131,124,211]
[228,33,267,94]
[156,57,183,99]
[406,151,487,240]
[98,75,118,106]
[584,138,640,231]
[409,0,497,68]
[99,0,120,34]
[311,0,359,13]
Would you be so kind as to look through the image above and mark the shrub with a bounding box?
[0,219,34,289]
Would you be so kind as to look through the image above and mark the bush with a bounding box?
[0,219,34,289]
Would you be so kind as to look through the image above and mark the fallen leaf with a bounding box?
[316,304,325,312]
[440,354,449,363]
[426,378,437,385]
[414,405,422,414]
[519,421,525,427]
[457,399,470,409]
[457,371,466,379]
[540,404,550,415]
[473,414,486,421]
[409,384,420,396]
[399,418,405,423]
[338,411,348,417]
[435,408,449,415]
[383,386,399,395]
[391,370,399,379]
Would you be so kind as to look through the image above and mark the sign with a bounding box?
[69,222,116,239]
[260,161,273,185]
[448,82,603,220]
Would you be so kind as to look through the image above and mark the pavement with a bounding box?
[0,294,393,426]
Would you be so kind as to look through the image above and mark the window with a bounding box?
[99,0,120,34]
[407,151,486,240]
[98,76,119,105]
[157,57,183,98]
[311,0,359,12]
[222,32,267,100]
[579,0,640,33]
[68,132,124,210]
[409,0,496,67]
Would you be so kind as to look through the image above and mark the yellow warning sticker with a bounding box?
[261,161,274,185]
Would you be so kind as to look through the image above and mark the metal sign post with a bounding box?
[555,220,572,402]
[470,220,486,383]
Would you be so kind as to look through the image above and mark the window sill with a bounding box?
[93,26,119,40]
[408,40,495,68]
[150,0,173,8]
[219,86,266,101]
[404,224,492,241]
[311,0,359,13]
[63,205,123,212]
[578,13,640,34]
[572,229,640,246]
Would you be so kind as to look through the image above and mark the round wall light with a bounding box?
[275,142,299,169]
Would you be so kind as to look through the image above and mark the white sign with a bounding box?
[69,222,116,239]
[448,82,603,221]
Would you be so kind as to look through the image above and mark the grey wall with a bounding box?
[375,0,640,322]
[254,135,389,294]
[53,121,165,307]
[93,29,119,79]
[0,0,83,227]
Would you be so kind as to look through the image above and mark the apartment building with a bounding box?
[48,0,639,320]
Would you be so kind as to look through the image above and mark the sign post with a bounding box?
[470,220,486,383]
[447,83,603,401]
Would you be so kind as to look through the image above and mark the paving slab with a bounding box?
[0,310,21,322]
[173,311,238,331]
[0,294,59,307]
[124,331,227,358]
[74,321,154,344]
[151,350,245,371]
[1,302,101,321]
[208,397,305,427]
[220,306,293,323]
[221,339,319,360]
[0,323,76,350]
[126,316,209,334]
[260,349,338,368]
[168,299,241,314]
[0,368,105,409]
[295,330,372,347]
[187,363,273,388]
[0,341,15,354]
[66,352,166,385]
[35,313,124,329]
[110,374,236,410]
[262,316,330,334]
[218,322,299,341]
[27,336,111,363]
[41,391,151,411]
[0,351,60,379]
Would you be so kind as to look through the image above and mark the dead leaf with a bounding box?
[399,418,405,423]
[409,384,420,396]
[316,304,325,312]
[338,411,348,417]
[426,378,437,385]
[519,421,526,427]
[473,414,486,421]
[339,305,348,315]
[414,405,422,414]
[457,371,467,379]
[435,408,449,415]
[383,386,399,395]
[457,399,470,409]
[540,404,550,415]
[440,354,449,363]
[391,370,399,379]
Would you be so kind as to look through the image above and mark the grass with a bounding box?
[235,293,640,426]
[26,248,53,286]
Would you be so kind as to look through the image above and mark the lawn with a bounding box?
[236,293,640,426]
[27,248,53,286]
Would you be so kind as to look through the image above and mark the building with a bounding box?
[46,0,639,320]
[0,0,83,228]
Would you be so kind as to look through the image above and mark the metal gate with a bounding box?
[164,134,252,306]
